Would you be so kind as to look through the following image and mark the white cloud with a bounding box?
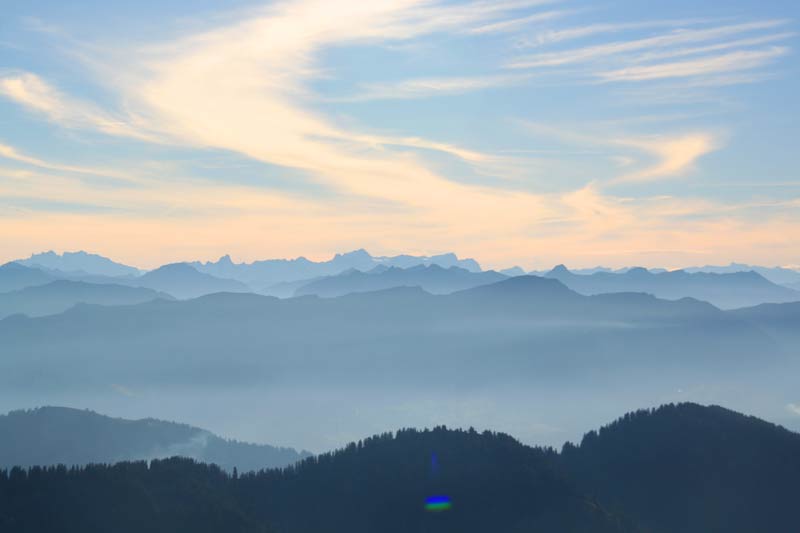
[787,404,800,416]
[518,121,721,183]
[611,133,719,182]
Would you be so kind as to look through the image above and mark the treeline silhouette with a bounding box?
[2,404,799,533]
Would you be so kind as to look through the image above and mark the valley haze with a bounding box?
[1,0,799,531]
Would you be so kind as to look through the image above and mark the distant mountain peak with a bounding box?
[335,248,371,259]
[626,266,650,276]
[549,264,571,275]
[19,250,140,277]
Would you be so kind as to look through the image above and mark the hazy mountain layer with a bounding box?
[293,264,508,297]
[0,280,171,319]
[1,275,792,450]
[684,262,800,286]
[0,262,55,293]
[132,263,251,299]
[0,407,308,472]
[545,265,799,309]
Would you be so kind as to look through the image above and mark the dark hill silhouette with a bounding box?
[293,264,507,297]
[0,429,635,533]
[1,404,799,533]
[134,262,250,299]
[0,262,55,292]
[0,280,171,319]
[0,407,308,472]
[545,264,799,309]
[561,403,800,533]
[234,426,636,533]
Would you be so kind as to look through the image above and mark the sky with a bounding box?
[0,0,798,270]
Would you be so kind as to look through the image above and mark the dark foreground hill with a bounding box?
[1,403,798,533]
[0,407,309,472]
[0,431,633,533]
[561,403,800,533]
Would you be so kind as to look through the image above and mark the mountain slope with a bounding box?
[0,280,171,319]
[562,403,800,533]
[134,263,250,299]
[2,404,799,533]
[0,262,55,292]
[0,427,636,533]
[0,407,308,472]
[294,265,507,297]
[235,426,636,533]
[545,265,800,309]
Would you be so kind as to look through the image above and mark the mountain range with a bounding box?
[0,407,308,472]
[8,250,800,306]
[190,249,482,287]
[1,403,797,533]
[0,281,171,319]
[2,275,795,450]
[544,264,799,309]
[292,264,508,298]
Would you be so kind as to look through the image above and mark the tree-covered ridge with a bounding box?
[561,403,800,533]
[0,427,634,533]
[1,404,799,533]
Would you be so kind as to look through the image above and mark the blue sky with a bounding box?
[1,0,798,269]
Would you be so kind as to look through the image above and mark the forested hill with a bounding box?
[561,403,800,533]
[2,403,799,533]
[0,428,636,533]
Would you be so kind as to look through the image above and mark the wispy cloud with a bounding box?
[467,9,571,35]
[599,47,788,82]
[0,73,154,141]
[518,120,721,183]
[0,141,142,184]
[611,133,719,183]
[517,18,719,47]
[0,0,797,269]
[506,20,788,69]
[328,74,530,102]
